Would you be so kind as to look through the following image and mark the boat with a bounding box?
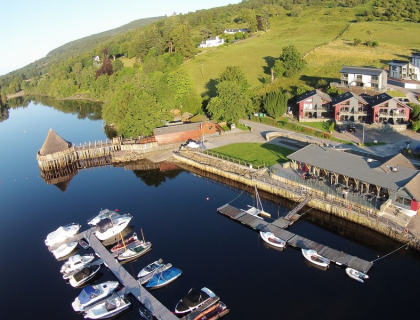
[87,208,121,226]
[83,294,131,319]
[301,249,330,268]
[117,241,152,261]
[242,185,270,218]
[69,265,101,288]
[61,254,95,279]
[193,301,230,320]
[139,263,172,285]
[138,304,154,320]
[110,232,140,253]
[137,259,164,278]
[95,215,132,241]
[51,241,78,259]
[346,267,369,283]
[260,231,286,248]
[45,223,81,247]
[145,266,182,289]
[174,287,216,315]
[72,281,119,312]
[79,239,90,250]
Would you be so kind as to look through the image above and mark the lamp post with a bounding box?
[362,122,365,145]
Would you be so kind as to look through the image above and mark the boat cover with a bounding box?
[177,288,210,312]
[146,267,181,288]
[105,300,117,312]
[96,218,113,233]
[79,285,98,304]
[73,267,92,282]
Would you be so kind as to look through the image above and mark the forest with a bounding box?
[1,0,420,137]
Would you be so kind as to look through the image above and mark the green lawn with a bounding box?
[208,143,295,166]
[299,121,332,132]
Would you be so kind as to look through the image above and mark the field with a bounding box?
[181,6,420,96]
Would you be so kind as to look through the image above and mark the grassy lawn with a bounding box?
[120,57,137,67]
[387,90,406,97]
[299,121,332,132]
[208,143,295,167]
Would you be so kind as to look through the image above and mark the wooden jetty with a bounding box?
[217,203,373,273]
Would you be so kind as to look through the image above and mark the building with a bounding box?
[388,60,420,81]
[287,144,420,214]
[331,91,369,123]
[409,52,420,69]
[153,122,220,145]
[223,28,248,34]
[364,93,411,124]
[198,36,224,48]
[339,66,387,90]
[296,89,332,122]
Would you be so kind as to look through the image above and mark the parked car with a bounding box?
[348,125,356,133]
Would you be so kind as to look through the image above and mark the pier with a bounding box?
[217,203,373,273]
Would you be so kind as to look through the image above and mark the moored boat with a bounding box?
[137,258,164,278]
[110,232,139,253]
[83,294,131,319]
[72,281,119,312]
[193,301,230,320]
[45,223,81,247]
[87,209,121,226]
[260,231,286,248]
[139,263,172,285]
[69,265,101,288]
[175,287,216,315]
[145,266,182,289]
[61,254,95,279]
[51,241,78,259]
[302,249,330,268]
[95,215,132,241]
[117,241,152,261]
[346,267,369,283]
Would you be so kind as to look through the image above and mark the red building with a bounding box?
[153,122,221,145]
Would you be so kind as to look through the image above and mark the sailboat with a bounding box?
[243,185,271,218]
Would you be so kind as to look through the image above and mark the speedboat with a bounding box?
[139,263,172,285]
[61,254,95,279]
[51,241,78,259]
[69,265,101,288]
[87,208,121,226]
[117,241,152,261]
[83,294,131,319]
[260,231,286,248]
[137,259,164,278]
[45,223,81,247]
[110,233,140,253]
[193,301,230,320]
[302,249,330,268]
[95,215,132,241]
[174,287,216,315]
[72,281,119,312]
[346,267,369,283]
[145,266,182,289]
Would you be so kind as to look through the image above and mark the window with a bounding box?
[304,102,313,109]
[396,195,412,207]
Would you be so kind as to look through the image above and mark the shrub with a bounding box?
[353,38,362,46]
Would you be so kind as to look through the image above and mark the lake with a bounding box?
[1,99,420,320]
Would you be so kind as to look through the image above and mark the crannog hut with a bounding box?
[39,129,72,156]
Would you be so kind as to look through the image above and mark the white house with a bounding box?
[388,60,420,81]
[198,36,224,48]
[410,52,420,69]
[339,66,387,90]
[223,28,248,34]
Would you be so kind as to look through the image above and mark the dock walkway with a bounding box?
[217,204,373,273]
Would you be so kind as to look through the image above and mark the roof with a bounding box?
[39,129,72,156]
[331,91,368,106]
[339,66,385,76]
[388,60,410,67]
[404,173,420,201]
[153,122,202,136]
[287,144,419,192]
[364,93,411,109]
[410,52,420,57]
[296,89,331,103]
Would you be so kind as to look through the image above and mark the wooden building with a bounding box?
[153,122,220,145]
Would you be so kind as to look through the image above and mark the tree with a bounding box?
[263,90,290,118]
[96,48,113,78]
[218,66,250,93]
[273,45,306,78]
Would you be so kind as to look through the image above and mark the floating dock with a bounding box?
[217,203,373,273]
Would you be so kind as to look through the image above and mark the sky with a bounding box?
[0,0,241,76]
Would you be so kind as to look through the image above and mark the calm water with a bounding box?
[1,100,420,320]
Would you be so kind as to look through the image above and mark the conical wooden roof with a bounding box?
[39,129,71,156]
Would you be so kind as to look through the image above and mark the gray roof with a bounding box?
[410,52,420,57]
[39,129,71,156]
[364,93,411,109]
[153,122,202,136]
[287,144,418,192]
[296,89,331,103]
[388,60,410,67]
[339,66,385,76]
[331,91,368,106]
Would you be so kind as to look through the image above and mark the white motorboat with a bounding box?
[137,259,164,278]
[174,287,216,315]
[51,241,78,259]
[346,267,369,283]
[45,223,81,247]
[61,254,95,279]
[72,281,119,312]
[117,241,152,261]
[69,265,101,288]
[95,215,132,241]
[139,263,172,285]
[260,231,286,248]
[83,294,131,319]
[87,209,121,226]
[302,249,330,268]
